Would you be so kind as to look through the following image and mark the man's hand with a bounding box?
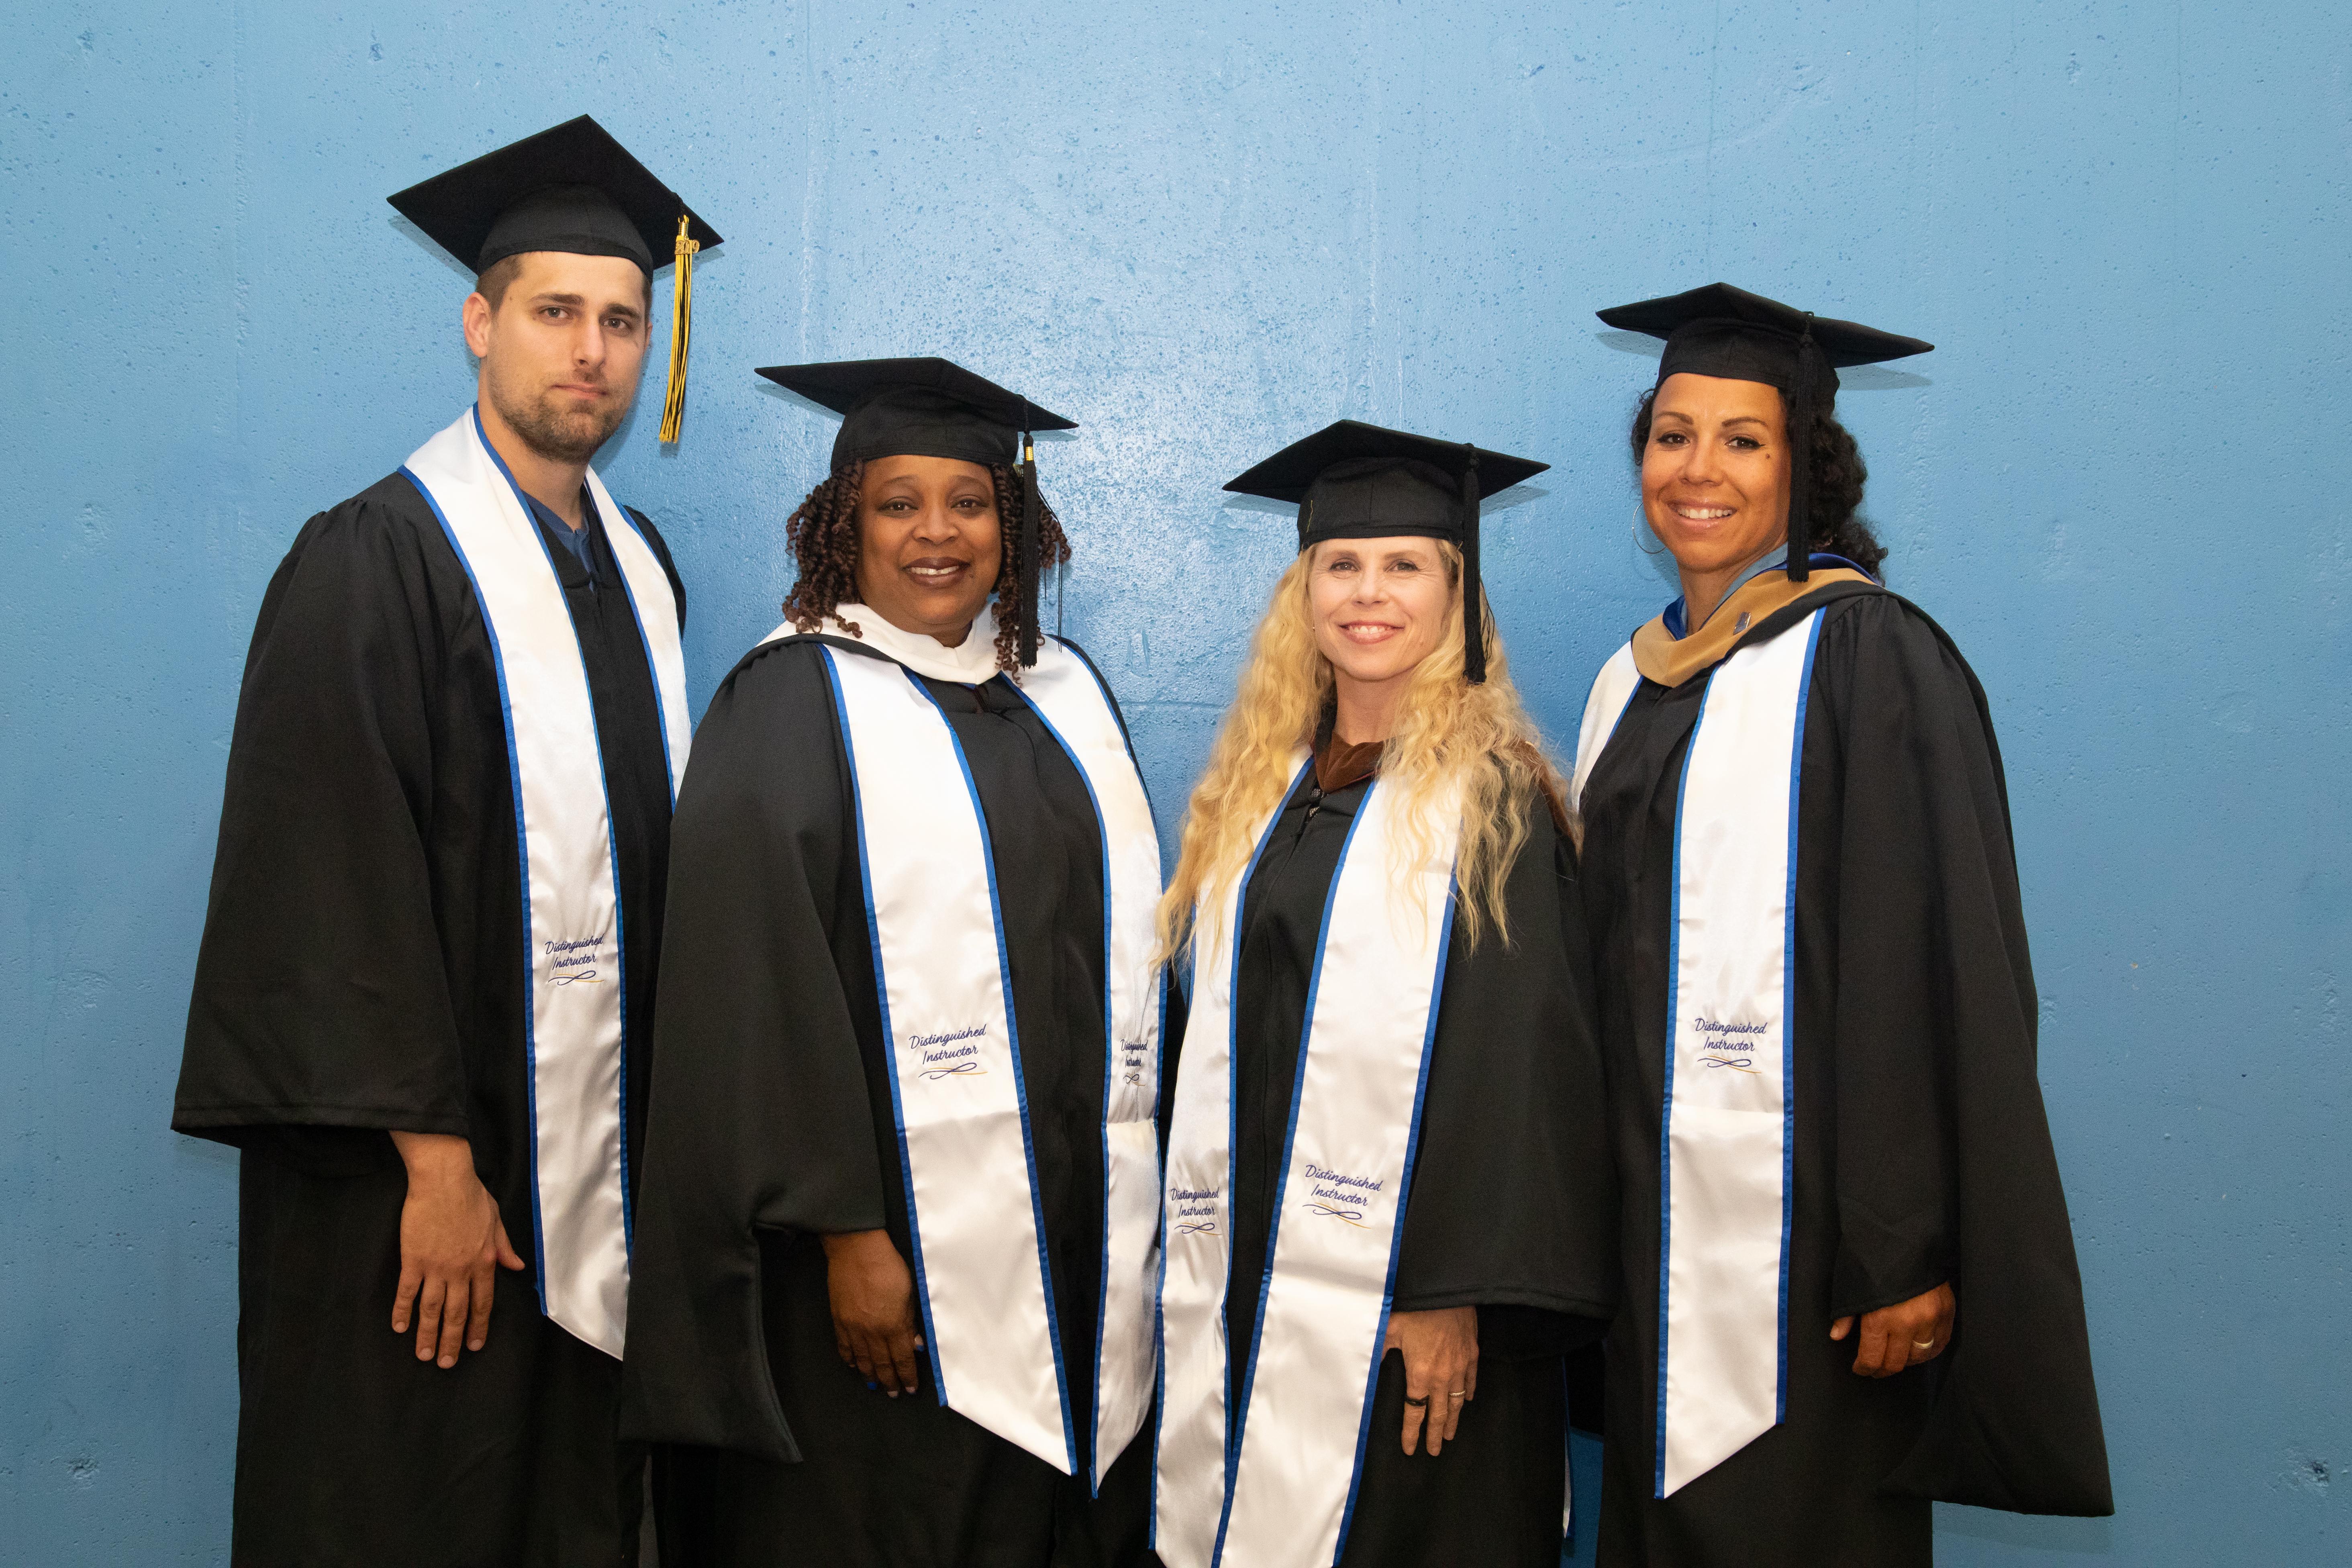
[821,1229,924,1397]
[1384,1306,1479,1456]
[388,1131,526,1369]
[1830,1281,1956,1378]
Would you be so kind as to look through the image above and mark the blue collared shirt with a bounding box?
[523,488,601,588]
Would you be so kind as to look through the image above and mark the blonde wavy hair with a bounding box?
[1156,541,1561,961]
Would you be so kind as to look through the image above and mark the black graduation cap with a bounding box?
[388,116,721,443]
[1225,419,1549,684]
[1597,282,1930,582]
[757,357,1078,668]
[756,358,1076,471]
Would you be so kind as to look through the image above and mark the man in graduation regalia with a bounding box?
[624,360,1165,1567]
[172,117,715,1566]
[1569,284,2112,1566]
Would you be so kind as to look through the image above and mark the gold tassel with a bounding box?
[658,214,700,444]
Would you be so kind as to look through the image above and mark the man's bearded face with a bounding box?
[474,251,649,465]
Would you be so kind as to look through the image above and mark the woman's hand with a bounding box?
[821,1229,924,1396]
[1830,1281,1956,1377]
[1384,1306,1479,1456]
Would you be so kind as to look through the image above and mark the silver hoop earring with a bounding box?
[1631,513,1668,557]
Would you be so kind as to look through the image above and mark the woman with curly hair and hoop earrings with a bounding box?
[1570,285,2111,1565]
[1151,421,1617,1568]
[623,359,1166,1566]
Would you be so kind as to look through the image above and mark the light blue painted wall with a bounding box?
[2,2,2343,1561]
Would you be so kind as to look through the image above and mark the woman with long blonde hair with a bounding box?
[1150,421,1617,1568]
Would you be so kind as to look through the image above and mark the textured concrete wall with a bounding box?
[3,2,2344,1560]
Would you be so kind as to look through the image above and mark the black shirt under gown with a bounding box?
[1578,584,2112,1568]
[625,634,1156,1568]
[1168,740,1618,1568]
[172,470,685,1567]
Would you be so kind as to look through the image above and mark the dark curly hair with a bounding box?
[780,460,1073,673]
[1630,387,1887,579]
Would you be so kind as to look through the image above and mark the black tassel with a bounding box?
[1461,444,1486,684]
[1787,314,1817,583]
[1017,420,1041,668]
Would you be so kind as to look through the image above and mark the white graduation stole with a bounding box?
[1155,761,1462,1568]
[1571,611,1826,1497]
[1020,643,1169,1485]
[1570,641,1642,830]
[400,407,692,1358]
[808,634,1163,1480]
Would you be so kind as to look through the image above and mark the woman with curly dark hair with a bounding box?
[1567,286,2111,1565]
[625,359,1165,1566]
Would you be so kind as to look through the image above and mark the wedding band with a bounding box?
[1911,1338,1934,1350]
[1448,1390,1467,1399]
[1403,1394,1429,1408]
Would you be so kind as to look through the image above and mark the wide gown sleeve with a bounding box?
[621,643,892,1462]
[1821,595,2112,1515]
[1388,809,1619,1326]
[174,494,472,1143]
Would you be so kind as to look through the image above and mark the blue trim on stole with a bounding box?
[1225,763,1307,1523]
[1333,870,1458,1563]
[1652,611,1826,1492]
[1146,937,1197,1548]
[600,500,682,810]
[1213,775,1376,1568]
[909,674,1080,1473]
[1009,662,1161,1493]
[816,650,950,1399]
[1561,1362,1578,1550]
[1151,759,1306,1556]
[400,454,554,1297]
[470,408,640,1252]
[1655,668,1721,1497]
[1050,633,1162,815]
[1775,613,1827,1418]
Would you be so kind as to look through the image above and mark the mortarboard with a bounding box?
[757,358,1078,668]
[1597,282,1930,582]
[1224,419,1549,684]
[757,358,1075,472]
[389,116,721,443]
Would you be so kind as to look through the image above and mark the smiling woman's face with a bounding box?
[1641,372,1793,579]
[854,454,1003,644]
[1306,535,1454,691]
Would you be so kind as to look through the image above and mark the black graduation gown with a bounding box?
[1578,584,2112,1568]
[1178,755,1617,1568]
[172,471,684,1568]
[624,635,1155,1568]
